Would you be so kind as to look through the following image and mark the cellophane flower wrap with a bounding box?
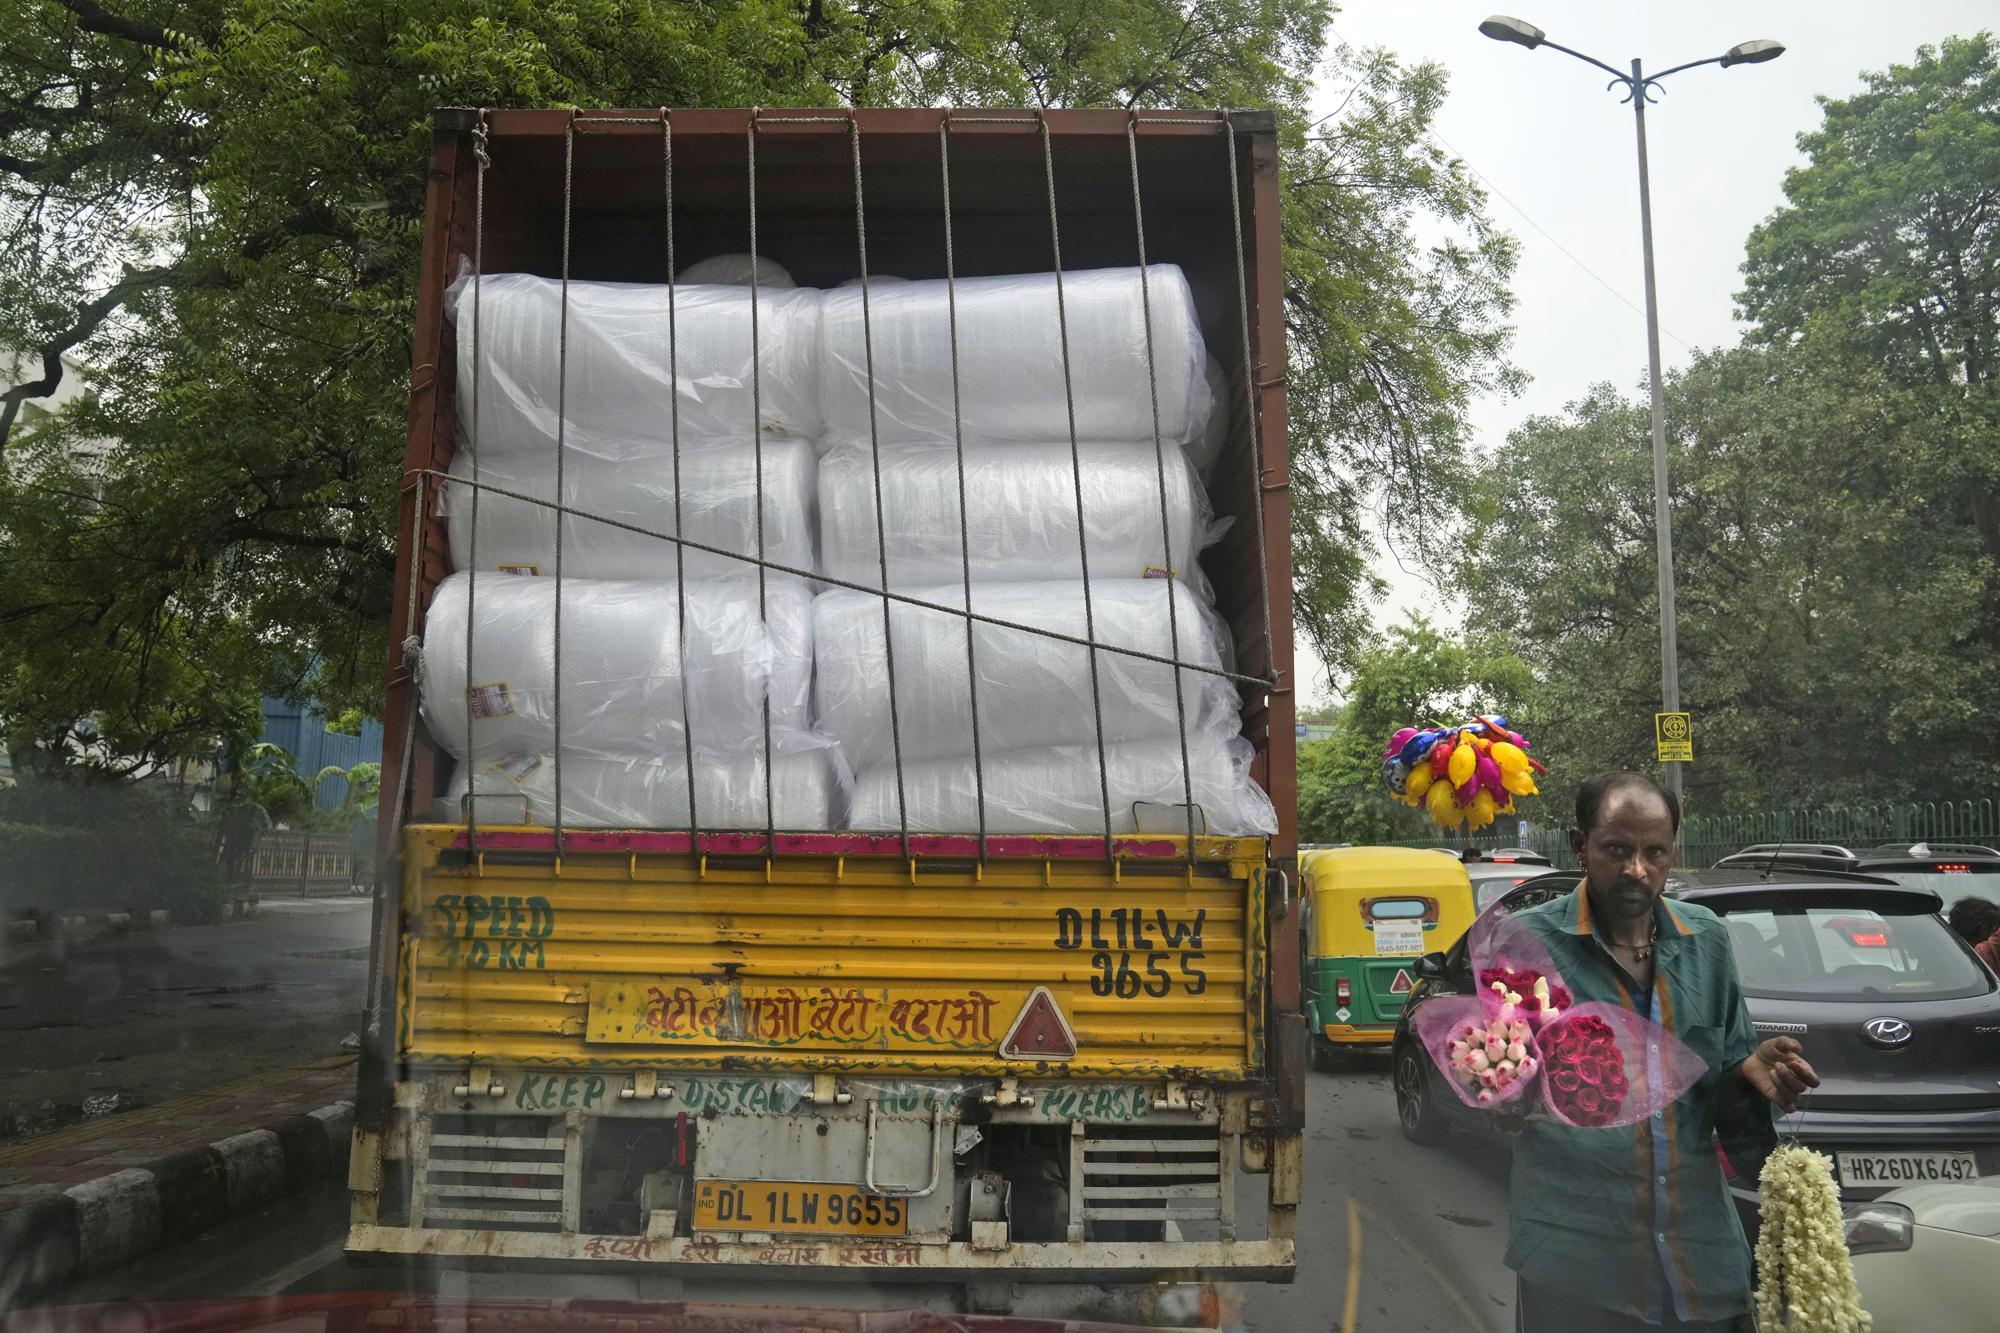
[1413,903,1707,1127]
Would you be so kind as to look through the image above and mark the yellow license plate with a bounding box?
[693,1179,910,1236]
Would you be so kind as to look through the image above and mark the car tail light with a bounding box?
[1848,929,1889,947]
[1334,977,1353,1007]
[1715,1143,1737,1181]
[1936,863,1971,873]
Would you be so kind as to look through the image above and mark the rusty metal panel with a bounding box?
[399,826,1263,1079]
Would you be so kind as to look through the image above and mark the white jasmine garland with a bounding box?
[1754,1144,1870,1332]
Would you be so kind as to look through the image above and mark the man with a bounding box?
[1946,896,2000,971]
[1507,772,1818,1332]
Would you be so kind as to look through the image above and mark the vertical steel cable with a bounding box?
[463,113,490,855]
[1038,113,1116,851]
[848,115,911,858]
[746,114,778,850]
[663,110,700,844]
[551,116,575,859]
[1224,114,1277,700]
[1126,115,1199,856]
[937,116,987,857]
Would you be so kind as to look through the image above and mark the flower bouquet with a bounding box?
[1413,908,1708,1129]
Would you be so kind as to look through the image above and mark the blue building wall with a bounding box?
[259,698,385,811]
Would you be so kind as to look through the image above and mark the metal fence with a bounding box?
[248,829,367,896]
[1386,799,2000,871]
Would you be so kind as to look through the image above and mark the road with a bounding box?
[1,897,373,1137]
[35,1052,1518,1332]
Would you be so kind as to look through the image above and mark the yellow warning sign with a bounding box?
[1655,712,1694,763]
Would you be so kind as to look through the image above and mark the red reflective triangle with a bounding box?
[1000,986,1078,1061]
[1388,968,1415,995]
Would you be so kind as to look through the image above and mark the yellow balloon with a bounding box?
[1447,741,1477,789]
[1406,766,1435,799]
[1469,789,1498,830]
[1491,741,1530,778]
[1426,777,1461,829]
[1502,768,1539,797]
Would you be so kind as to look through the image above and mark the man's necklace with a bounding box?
[1608,916,1661,963]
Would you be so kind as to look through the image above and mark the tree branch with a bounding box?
[51,0,177,51]
[0,262,181,449]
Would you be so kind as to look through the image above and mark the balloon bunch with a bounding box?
[1381,716,1545,831]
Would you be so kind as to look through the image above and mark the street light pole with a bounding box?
[1476,18,1784,808]
[1629,56,1683,803]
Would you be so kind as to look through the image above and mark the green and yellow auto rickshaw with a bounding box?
[1299,846,1479,1066]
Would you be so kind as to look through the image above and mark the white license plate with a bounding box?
[1835,1151,1980,1187]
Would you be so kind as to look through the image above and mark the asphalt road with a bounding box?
[34,1051,1518,1332]
[1,896,374,1137]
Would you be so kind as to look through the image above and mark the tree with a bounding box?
[0,0,1517,765]
[1740,32,2000,651]
[1296,617,1532,845]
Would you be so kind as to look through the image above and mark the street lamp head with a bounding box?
[1721,39,1785,68]
[1478,15,1546,49]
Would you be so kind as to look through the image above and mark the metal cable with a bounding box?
[1126,113,1199,855]
[847,114,911,859]
[937,115,987,858]
[462,113,489,855]
[746,113,778,849]
[1038,112,1116,852]
[551,116,575,858]
[663,109,700,842]
[1224,113,1278,712]
[416,468,1275,688]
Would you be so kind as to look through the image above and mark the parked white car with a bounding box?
[1847,1179,2000,1332]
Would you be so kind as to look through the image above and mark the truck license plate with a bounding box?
[693,1179,910,1235]
[1835,1151,1979,1187]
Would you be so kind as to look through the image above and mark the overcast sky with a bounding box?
[1294,0,1996,707]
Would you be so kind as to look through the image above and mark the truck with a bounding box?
[348,105,1301,1317]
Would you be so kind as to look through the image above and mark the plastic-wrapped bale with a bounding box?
[444,438,817,582]
[848,736,1276,837]
[421,573,817,762]
[817,439,1212,588]
[448,747,846,831]
[812,580,1240,768]
[446,273,821,453]
[817,266,1211,445]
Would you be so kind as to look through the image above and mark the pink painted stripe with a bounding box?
[443,828,1202,859]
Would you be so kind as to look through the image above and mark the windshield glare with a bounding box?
[1719,904,1991,1001]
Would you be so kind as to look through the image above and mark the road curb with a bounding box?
[0,1099,353,1302]
[4,900,261,943]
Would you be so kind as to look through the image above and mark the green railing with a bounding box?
[1384,799,2000,871]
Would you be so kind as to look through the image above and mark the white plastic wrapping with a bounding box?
[817,266,1212,445]
[1187,355,1230,481]
[446,273,821,453]
[443,438,817,582]
[848,736,1277,836]
[448,748,845,831]
[676,254,795,288]
[812,580,1239,768]
[421,573,816,761]
[817,439,1211,588]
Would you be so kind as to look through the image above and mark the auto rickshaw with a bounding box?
[1299,845,1479,1066]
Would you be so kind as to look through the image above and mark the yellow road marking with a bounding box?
[1343,1194,1363,1332]
[1355,1197,1498,1331]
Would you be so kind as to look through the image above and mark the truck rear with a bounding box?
[349,107,1301,1302]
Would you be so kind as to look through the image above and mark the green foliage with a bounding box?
[0,777,225,920]
[1295,617,1531,844]
[242,741,379,829]
[1460,33,2000,815]
[0,0,1516,765]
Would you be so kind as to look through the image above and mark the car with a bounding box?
[1714,841,2000,915]
[1459,846,1557,913]
[1390,868,2000,1231]
[1841,1176,2000,1333]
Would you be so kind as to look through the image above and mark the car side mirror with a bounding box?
[1416,951,1448,981]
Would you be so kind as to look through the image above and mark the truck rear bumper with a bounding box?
[345,1223,1294,1283]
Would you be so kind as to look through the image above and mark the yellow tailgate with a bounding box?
[397,826,1268,1079]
